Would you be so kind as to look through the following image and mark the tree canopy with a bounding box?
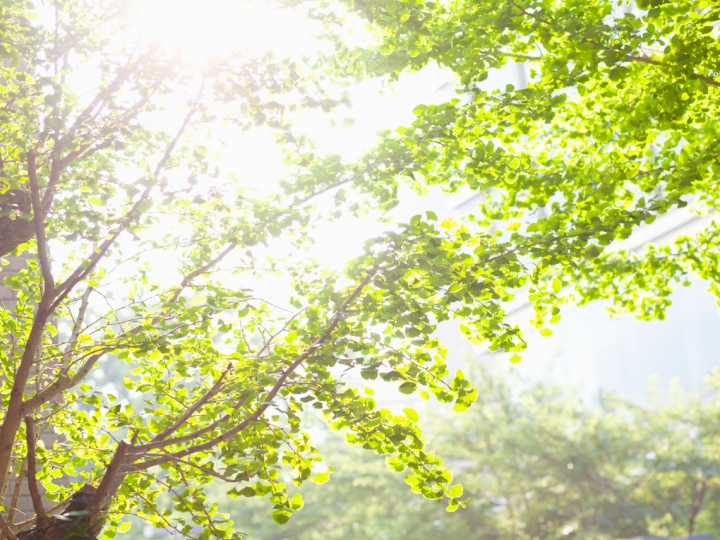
[222,368,720,540]
[334,0,719,319]
[0,0,718,538]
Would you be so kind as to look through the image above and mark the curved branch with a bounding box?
[24,417,51,529]
[148,364,231,445]
[0,515,18,540]
[128,264,381,471]
[22,351,104,415]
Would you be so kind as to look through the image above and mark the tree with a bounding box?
[0,0,476,538]
[220,368,720,540]
[326,0,720,325]
[1,0,719,539]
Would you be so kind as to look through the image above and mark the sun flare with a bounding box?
[132,0,316,61]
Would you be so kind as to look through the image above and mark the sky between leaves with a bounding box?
[129,0,461,277]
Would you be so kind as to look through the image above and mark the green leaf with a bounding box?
[398,382,417,395]
[507,221,522,231]
[403,407,419,423]
[238,486,256,497]
[272,511,291,525]
[552,278,562,294]
[452,401,470,413]
[136,198,153,213]
[448,283,463,294]
[43,482,60,493]
[311,471,330,484]
[289,493,304,510]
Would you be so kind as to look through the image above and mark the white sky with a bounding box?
[130,0,462,275]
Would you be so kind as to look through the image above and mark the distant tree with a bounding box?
[219,368,720,540]
[1,0,719,539]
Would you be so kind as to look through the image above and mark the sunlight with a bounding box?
[132,0,317,60]
[127,0,458,276]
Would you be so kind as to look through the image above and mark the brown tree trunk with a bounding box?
[15,485,106,540]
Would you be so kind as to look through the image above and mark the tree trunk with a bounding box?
[15,485,105,540]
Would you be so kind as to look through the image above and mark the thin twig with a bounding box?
[10,499,69,533]
[62,287,92,370]
[49,79,206,313]
[131,395,250,453]
[149,364,231,444]
[130,263,382,470]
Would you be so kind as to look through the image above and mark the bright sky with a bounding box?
[130,0,461,274]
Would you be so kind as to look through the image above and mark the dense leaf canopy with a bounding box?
[0,0,718,538]
[327,0,720,325]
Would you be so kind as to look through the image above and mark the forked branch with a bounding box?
[128,263,382,471]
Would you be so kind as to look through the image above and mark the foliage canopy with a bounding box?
[0,0,718,538]
[224,368,720,540]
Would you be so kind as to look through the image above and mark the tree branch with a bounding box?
[507,0,554,26]
[27,150,54,295]
[24,417,51,529]
[86,440,131,515]
[22,351,104,415]
[148,365,231,444]
[169,240,236,304]
[132,412,231,454]
[0,515,18,540]
[623,54,720,88]
[169,457,260,484]
[0,224,57,501]
[56,51,149,153]
[9,499,68,533]
[62,287,92,370]
[49,79,206,314]
[507,1,720,88]
[5,457,27,527]
[688,476,708,535]
[129,264,381,471]
[131,394,251,454]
